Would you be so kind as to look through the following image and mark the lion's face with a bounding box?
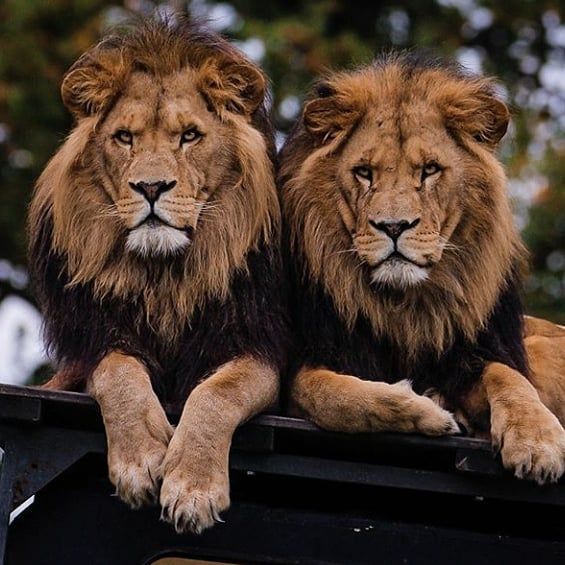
[30,20,279,333]
[280,57,524,352]
[98,70,237,257]
[335,102,467,288]
[295,61,511,291]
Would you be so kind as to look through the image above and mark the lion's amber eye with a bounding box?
[180,128,202,145]
[353,166,373,184]
[422,162,441,180]
[113,130,133,146]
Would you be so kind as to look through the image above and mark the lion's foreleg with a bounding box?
[87,352,173,508]
[159,355,278,534]
[289,367,459,436]
[524,331,565,427]
[479,362,565,484]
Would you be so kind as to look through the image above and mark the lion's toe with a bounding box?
[494,401,565,485]
[109,440,167,508]
[160,471,229,534]
[501,438,565,485]
[412,396,461,436]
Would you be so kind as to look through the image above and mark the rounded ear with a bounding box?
[61,50,124,119]
[199,59,266,117]
[303,88,360,144]
[472,97,509,146]
[444,87,510,149]
[303,97,339,140]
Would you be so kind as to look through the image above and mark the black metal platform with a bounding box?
[0,383,564,564]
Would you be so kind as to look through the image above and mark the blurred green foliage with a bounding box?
[0,0,564,320]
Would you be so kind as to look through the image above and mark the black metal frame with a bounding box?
[1,383,564,564]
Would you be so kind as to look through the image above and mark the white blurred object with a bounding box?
[456,47,484,74]
[279,96,301,121]
[235,37,266,62]
[0,295,47,385]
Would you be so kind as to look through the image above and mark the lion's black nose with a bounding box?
[369,218,420,241]
[129,180,177,203]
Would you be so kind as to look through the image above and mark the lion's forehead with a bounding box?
[342,110,452,168]
[332,67,466,165]
[106,70,210,133]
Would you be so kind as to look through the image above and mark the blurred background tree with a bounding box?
[0,0,564,381]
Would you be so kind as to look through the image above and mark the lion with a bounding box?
[28,17,287,533]
[278,53,565,484]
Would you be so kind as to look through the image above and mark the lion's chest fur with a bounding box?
[291,273,527,405]
[33,232,288,406]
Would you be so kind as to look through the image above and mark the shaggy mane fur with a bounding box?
[280,53,527,356]
[280,53,528,402]
[28,16,286,401]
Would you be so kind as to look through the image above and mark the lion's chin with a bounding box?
[126,225,190,258]
[370,258,429,289]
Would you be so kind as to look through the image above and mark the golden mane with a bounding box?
[28,17,279,341]
[279,55,527,356]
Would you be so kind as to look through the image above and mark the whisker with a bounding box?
[95,205,121,220]
[330,247,357,257]
[198,210,222,219]
[439,236,462,255]
[199,205,223,213]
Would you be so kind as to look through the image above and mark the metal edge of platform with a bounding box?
[0,383,491,451]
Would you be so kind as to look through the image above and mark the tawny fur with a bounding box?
[160,356,278,533]
[30,17,286,534]
[290,368,459,435]
[451,316,565,434]
[87,352,173,507]
[281,60,526,357]
[280,55,565,483]
[524,316,565,427]
[29,20,278,342]
[458,363,565,483]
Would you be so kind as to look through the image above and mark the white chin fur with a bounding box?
[371,259,429,289]
[126,225,189,257]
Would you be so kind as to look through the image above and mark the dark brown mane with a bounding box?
[279,52,526,356]
[279,53,528,403]
[28,15,287,400]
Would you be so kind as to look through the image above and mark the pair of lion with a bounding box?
[30,17,565,534]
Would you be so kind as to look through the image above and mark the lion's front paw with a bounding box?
[109,440,168,507]
[106,410,173,508]
[391,382,460,436]
[491,399,565,484]
[410,394,461,436]
[160,460,230,534]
